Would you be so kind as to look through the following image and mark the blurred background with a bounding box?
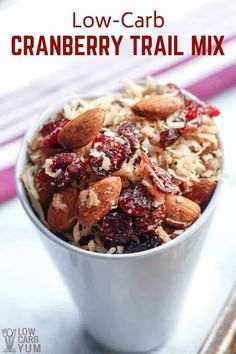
[0,0,236,353]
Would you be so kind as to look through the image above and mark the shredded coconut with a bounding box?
[117,246,124,254]
[73,221,81,243]
[52,194,68,211]
[156,226,172,243]
[44,158,62,178]
[79,189,100,208]
[107,247,116,254]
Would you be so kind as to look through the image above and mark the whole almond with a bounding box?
[58,108,105,149]
[182,179,216,206]
[164,194,201,228]
[132,95,184,120]
[76,176,122,226]
[47,186,79,233]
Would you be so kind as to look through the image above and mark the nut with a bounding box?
[76,176,122,226]
[47,186,79,233]
[132,95,184,120]
[164,194,201,228]
[182,179,216,206]
[58,108,105,149]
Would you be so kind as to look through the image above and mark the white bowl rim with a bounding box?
[15,90,224,261]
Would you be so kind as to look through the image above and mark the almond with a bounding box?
[132,95,184,120]
[58,108,105,149]
[182,179,216,206]
[76,176,122,226]
[47,186,79,233]
[164,194,201,229]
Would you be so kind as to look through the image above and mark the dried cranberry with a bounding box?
[117,121,140,150]
[148,235,164,247]
[178,96,220,133]
[174,97,202,134]
[50,152,77,170]
[66,163,84,178]
[46,152,84,190]
[141,153,179,193]
[52,166,82,190]
[180,96,204,130]
[119,183,153,216]
[184,96,203,117]
[126,243,150,253]
[133,205,166,235]
[34,169,54,209]
[40,116,69,148]
[205,104,220,117]
[159,129,180,148]
[185,97,220,118]
[102,210,133,243]
[89,133,131,176]
[126,235,163,253]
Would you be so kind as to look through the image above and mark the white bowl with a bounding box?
[15,93,223,353]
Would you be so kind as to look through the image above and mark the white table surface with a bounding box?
[0,86,236,354]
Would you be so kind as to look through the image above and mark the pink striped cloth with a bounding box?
[0,0,236,204]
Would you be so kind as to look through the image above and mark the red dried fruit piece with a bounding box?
[205,104,220,117]
[40,116,69,147]
[102,210,133,243]
[46,152,84,190]
[119,183,153,216]
[133,204,166,235]
[168,96,220,136]
[53,164,84,190]
[126,243,150,253]
[34,169,54,210]
[89,133,131,176]
[159,129,180,148]
[178,96,204,131]
[117,121,140,150]
[184,96,203,117]
[176,97,203,134]
[141,153,179,193]
[179,97,220,133]
[126,235,163,253]
[50,152,78,170]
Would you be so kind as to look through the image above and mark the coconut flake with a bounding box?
[79,189,100,208]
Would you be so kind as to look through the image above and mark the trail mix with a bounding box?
[22,78,221,254]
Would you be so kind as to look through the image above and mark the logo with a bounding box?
[1,329,16,353]
[1,328,41,353]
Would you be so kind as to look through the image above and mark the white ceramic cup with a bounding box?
[16,93,222,353]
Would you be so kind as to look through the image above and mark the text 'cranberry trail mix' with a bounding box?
[22,78,222,254]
